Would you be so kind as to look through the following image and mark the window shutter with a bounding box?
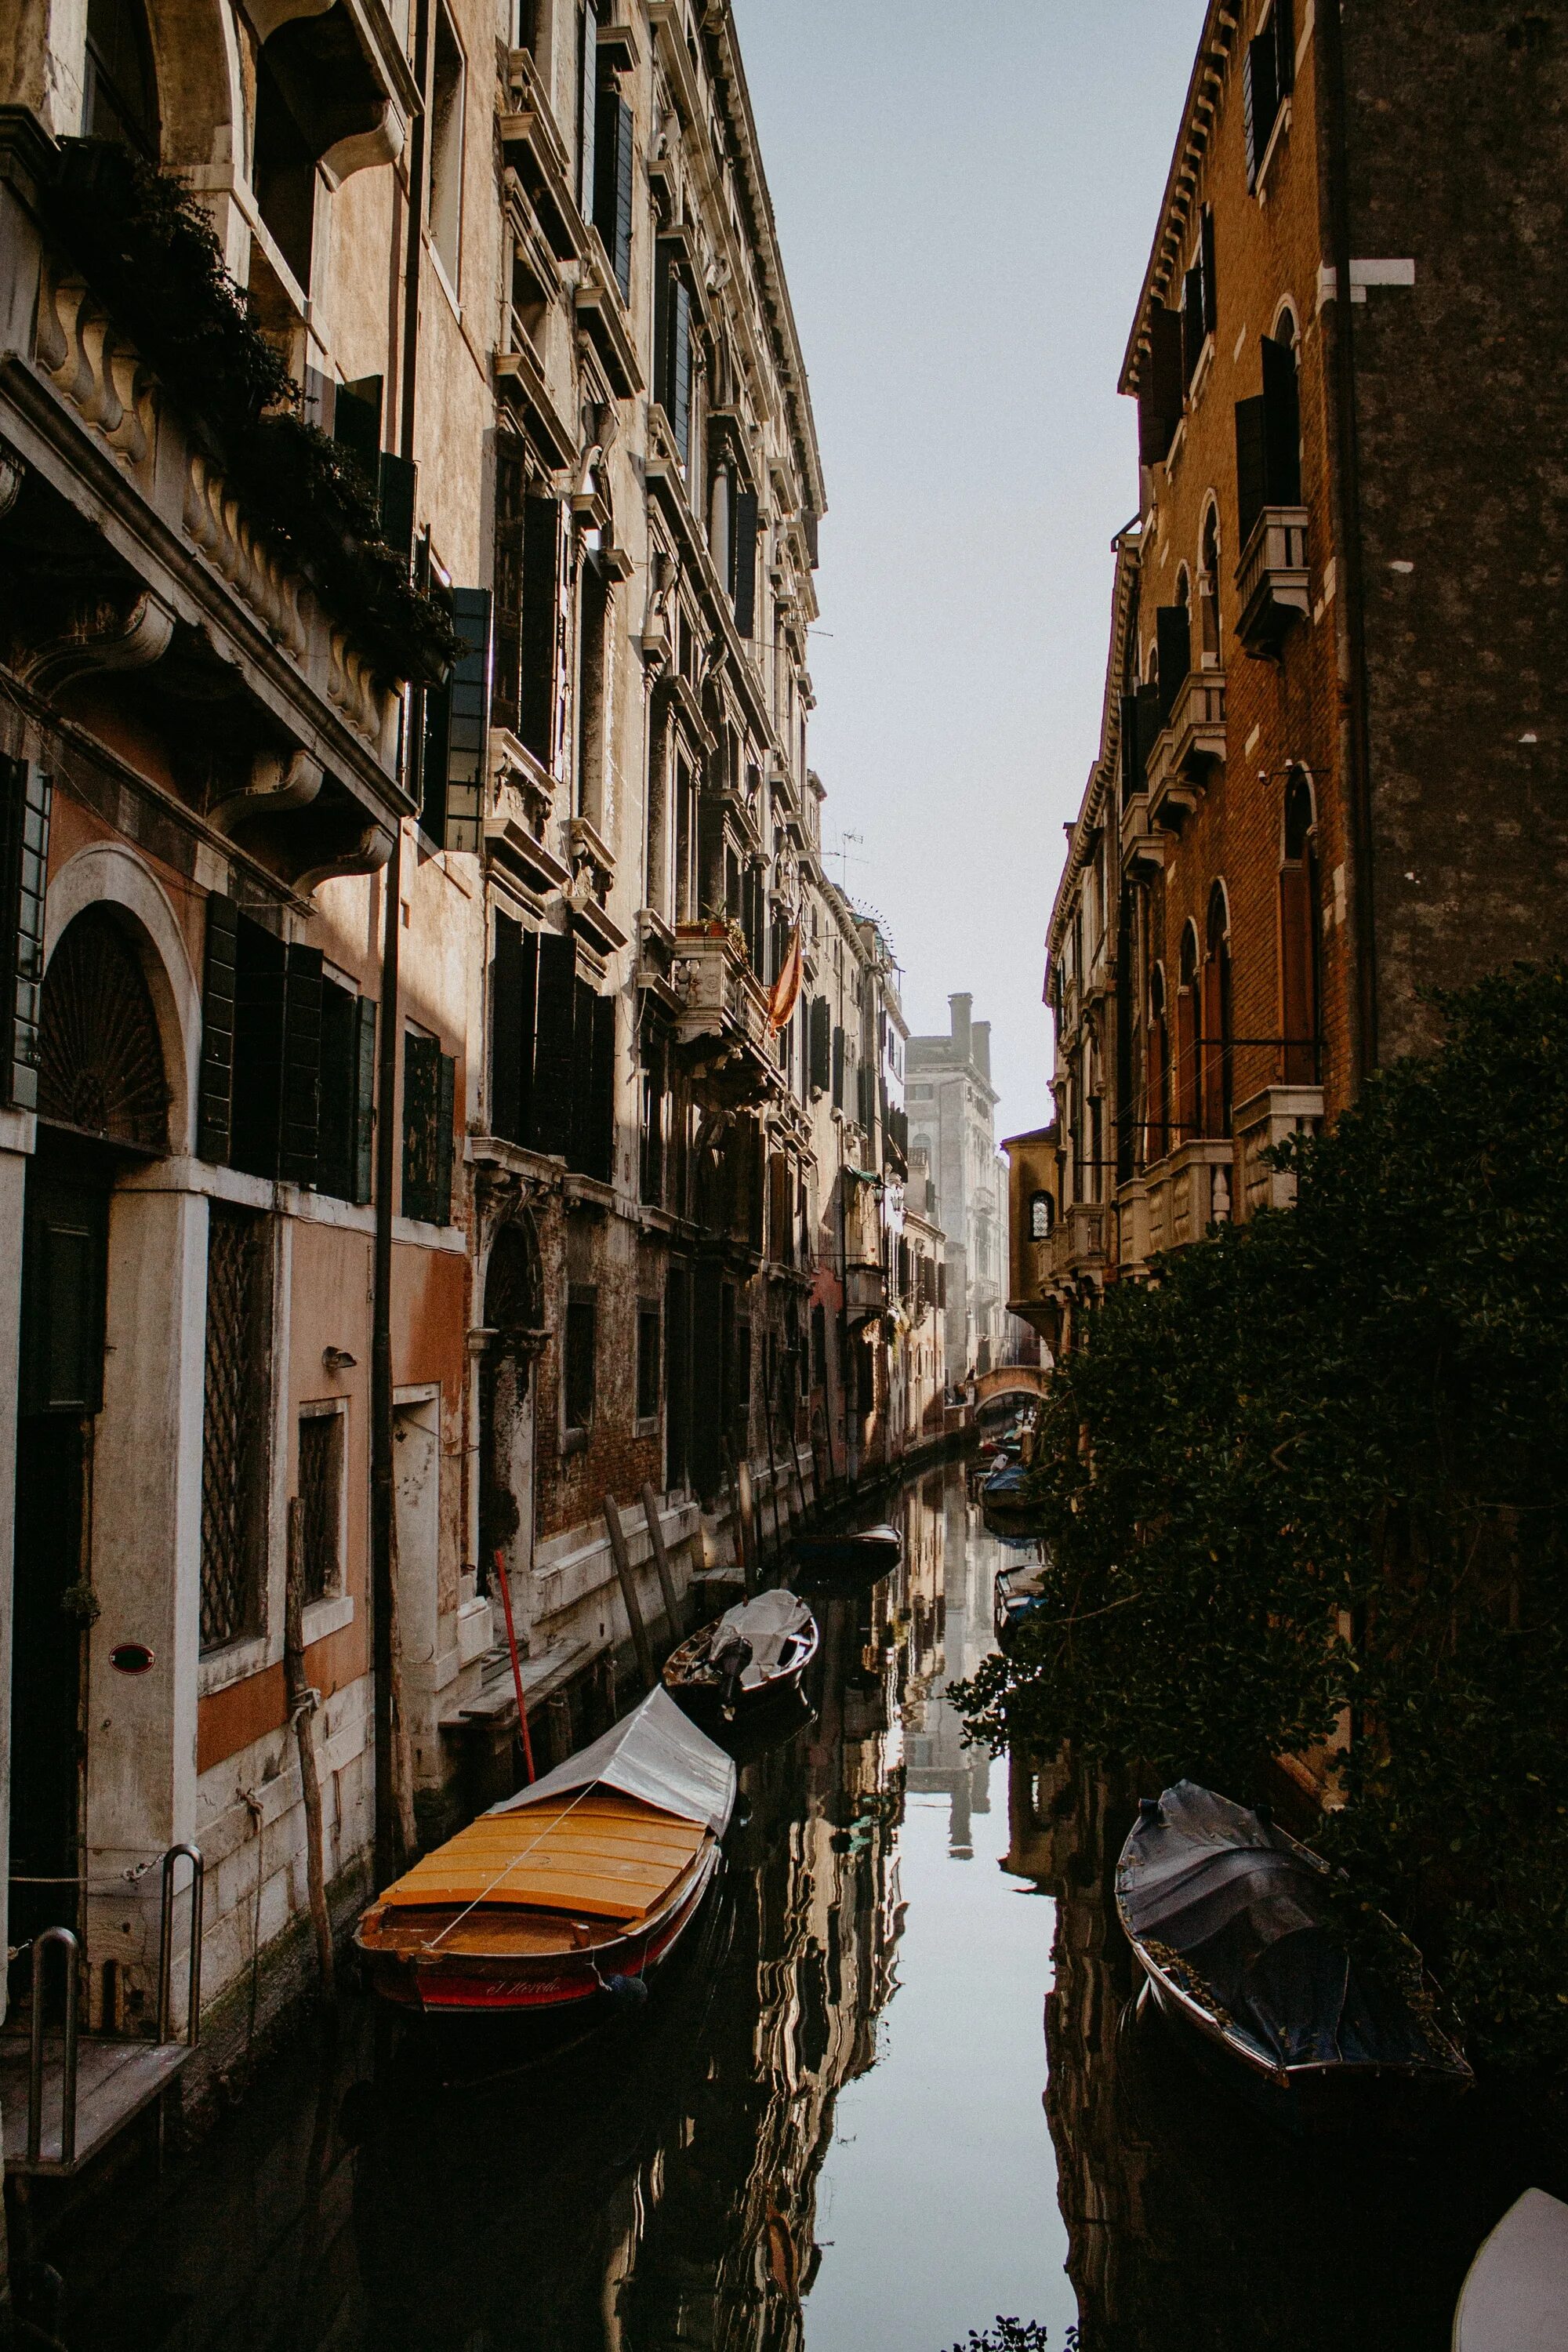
[519,497,561,765]
[1201,956,1225,1139]
[317,975,356,1200]
[857,1062,876,1134]
[1145,1014,1167,1165]
[732,488,759,635]
[1200,205,1218,335]
[377,453,417,569]
[588,991,615,1184]
[1175,985,1199,1142]
[491,911,526,1144]
[443,587,492,853]
[831,1023,844,1112]
[280,942,323,1188]
[401,1033,438,1221]
[530,931,576,1160]
[1136,684,1163,777]
[333,374,382,473]
[670,278,691,463]
[1182,262,1204,388]
[231,913,289,1180]
[808,995,831,1093]
[435,1049,455,1224]
[1275,0,1296,96]
[1261,335,1301,505]
[1120,692,1141,801]
[198,892,238,1163]
[594,93,633,302]
[1279,864,1315,1083]
[352,996,377,1205]
[1138,306,1185,466]
[1155,605,1191,722]
[578,0,597,212]
[1234,394,1269,548]
[1245,31,1279,187]
[0,758,50,1115]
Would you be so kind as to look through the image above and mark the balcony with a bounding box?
[1121,1139,1234,1269]
[1234,1085,1324,1219]
[1147,669,1226,832]
[1048,1203,1107,1285]
[500,52,587,262]
[670,922,779,1109]
[845,1262,887,1323]
[1235,506,1309,655]
[1119,788,1166,880]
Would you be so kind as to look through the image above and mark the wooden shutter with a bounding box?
[435,1050,455,1225]
[1279,864,1316,1083]
[1200,205,1218,335]
[316,976,356,1200]
[231,913,288,1180]
[0,758,50,1113]
[1244,33,1278,187]
[586,990,615,1183]
[1261,336,1301,505]
[1201,956,1225,1137]
[670,279,691,463]
[352,996,376,1206]
[491,912,526,1144]
[519,496,561,765]
[578,0,597,212]
[530,931,576,1160]
[831,1023,844,1111]
[809,995,831,1092]
[1145,1014,1167,1164]
[1138,307,1185,466]
[1235,394,1269,548]
[733,488,759,635]
[594,92,633,301]
[198,892,238,1163]
[281,942,322,1187]
[1182,262,1204,387]
[333,374,381,473]
[444,587,492,852]
[1156,606,1190,722]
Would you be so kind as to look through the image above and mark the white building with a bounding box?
[906,995,1007,1381]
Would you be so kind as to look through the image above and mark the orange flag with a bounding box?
[767,929,804,1032]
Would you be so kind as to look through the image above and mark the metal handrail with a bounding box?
[27,1926,79,2168]
[156,1844,205,2047]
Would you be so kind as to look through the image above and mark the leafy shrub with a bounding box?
[954,964,1568,2074]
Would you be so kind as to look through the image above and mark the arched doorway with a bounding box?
[480,1214,544,1624]
[13,907,169,1958]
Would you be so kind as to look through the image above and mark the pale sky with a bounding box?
[729,0,1207,1142]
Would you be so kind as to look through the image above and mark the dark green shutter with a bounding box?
[594,92,633,301]
[519,498,561,764]
[231,914,288,1181]
[317,976,356,1200]
[530,932,576,1160]
[587,992,615,1184]
[0,759,50,1114]
[669,277,691,463]
[401,1033,438,1221]
[831,1024,844,1112]
[1156,605,1190,722]
[491,912,526,1144]
[378,453,417,569]
[733,488,759,634]
[494,445,525,735]
[1235,394,1269,547]
[808,996,831,1093]
[435,1051,456,1225]
[352,996,376,1206]
[334,374,382,473]
[444,587,492,851]
[569,975,597,1171]
[198,893,238,1163]
[1138,306,1184,466]
[1120,693,1141,801]
[1245,32,1278,187]
[281,943,323,1187]
[1261,334,1301,504]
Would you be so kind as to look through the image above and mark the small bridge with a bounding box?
[974,1363,1051,1410]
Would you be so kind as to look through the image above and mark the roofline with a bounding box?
[1047,523,1143,959]
[1117,1,1240,400]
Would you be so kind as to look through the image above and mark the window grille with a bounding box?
[299,1410,343,1602]
[201,1207,270,1652]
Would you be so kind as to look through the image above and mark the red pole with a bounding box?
[494,1548,535,1784]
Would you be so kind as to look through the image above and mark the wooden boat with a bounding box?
[355,1690,735,2016]
[791,1523,902,1589]
[663,1588,819,1722]
[978,1465,1048,1537]
[1117,1780,1472,2135]
[1452,2189,1568,2351]
[993,1555,1051,1650]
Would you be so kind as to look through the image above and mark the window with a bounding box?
[636,1298,661,1425]
[200,1207,270,1653]
[1244,0,1295,191]
[564,1285,597,1432]
[418,587,491,851]
[639,1018,667,1206]
[84,0,158,156]
[577,0,599,216]
[593,86,633,302]
[1279,768,1321,1083]
[402,1029,456,1224]
[655,248,693,463]
[1233,328,1301,549]
[1176,923,1200,1144]
[1137,303,1185,469]
[1182,205,1217,390]
[317,978,376,1204]
[428,2,465,286]
[1203,884,1233,1138]
[0,758,51,1112]
[1028,1190,1054,1243]
[252,48,315,291]
[1199,505,1221,665]
[1155,597,1191,725]
[493,452,561,765]
[575,552,610,826]
[1145,965,1170,1166]
[298,1405,343,1602]
[811,1301,826,1388]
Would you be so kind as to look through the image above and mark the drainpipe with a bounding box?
[1316,0,1377,1083]
[372,0,430,1888]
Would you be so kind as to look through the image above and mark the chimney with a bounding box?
[972,1020,992,1080]
[949,993,972,1059]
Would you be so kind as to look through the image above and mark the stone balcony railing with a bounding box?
[1048,1202,1107,1285]
[1147,668,1226,832]
[1119,1138,1235,1272]
[670,922,779,1108]
[1235,1084,1324,1218]
[1120,786,1166,880]
[1235,505,1310,655]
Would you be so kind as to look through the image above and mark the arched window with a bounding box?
[1175,923,1200,1144]
[1144,964,1169,1167]
[84,0,159,157]
[1199,503,1221,666]
[1279,768,1322,1083]
[1028,1190,1054,1243]
[39,906,169,1152]
[1202,882,1232,1138]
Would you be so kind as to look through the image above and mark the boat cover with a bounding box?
[711,1588,816,1688]
[1453,2188,1568,2352]
[495,1687,736,1835]
[1119,1780,1441,2071]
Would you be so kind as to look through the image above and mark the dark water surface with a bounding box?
[34,1465,1559,2350]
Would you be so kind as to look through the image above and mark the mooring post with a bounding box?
[641,1483,684,1641]
[604,1494,656,1691]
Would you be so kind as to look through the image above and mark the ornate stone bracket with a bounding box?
[15,587,176,696]
[211,746,323,837]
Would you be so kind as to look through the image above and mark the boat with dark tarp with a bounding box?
[355,1690,735,2016]
[663,1588,819,1722]
[1116,1780,1472,2133]
[791,1523,902,1589]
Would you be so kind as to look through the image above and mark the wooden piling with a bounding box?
[604,1494,656,1691]
[641,1483,684,1640]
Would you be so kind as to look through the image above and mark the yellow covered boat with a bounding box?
[355,1690,735,2014]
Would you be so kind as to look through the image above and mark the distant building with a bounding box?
[907,995,1006,1380]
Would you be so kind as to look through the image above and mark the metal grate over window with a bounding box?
[298,1411,342,1603]
[200,1207,270,1653]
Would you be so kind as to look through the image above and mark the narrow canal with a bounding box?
[30,1464,1557,2350]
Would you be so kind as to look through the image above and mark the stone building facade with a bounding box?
[907,992,1005,1381]
[0,0,929,2138]
[1044,0,1568,1338]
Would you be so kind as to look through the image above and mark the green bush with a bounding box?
[954,963,1568,2074]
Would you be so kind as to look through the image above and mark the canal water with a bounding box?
[31,1463,1563,2350]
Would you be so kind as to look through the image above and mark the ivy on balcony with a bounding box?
[47,140,457,687]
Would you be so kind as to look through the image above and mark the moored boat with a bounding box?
[791,1523,902,1590]
[1116,1780,1472,2135]
[355,1689,735,2016]
[1452,2188,1568,2352]
[663,1588,819,1722]
[978,1464,1048,1537]
[993,1555,1051,1650]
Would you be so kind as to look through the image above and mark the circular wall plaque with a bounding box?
[109,1642,156,1675]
